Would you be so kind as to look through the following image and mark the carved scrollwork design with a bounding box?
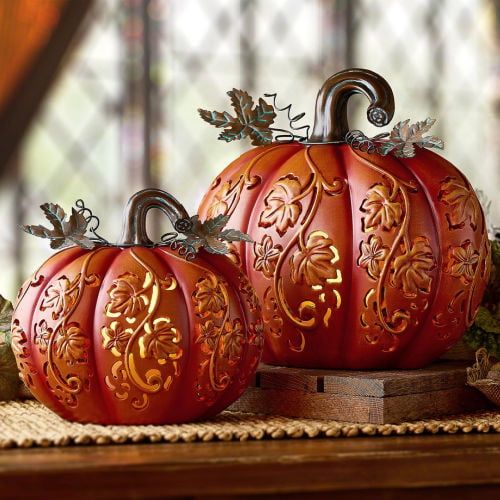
[206,146,285,220]
[354,150,432,348]
[31,252,103,407]
[259,148,345,352]
[192,272,248,402]
[11,320,36,389]
[103,250,181,411]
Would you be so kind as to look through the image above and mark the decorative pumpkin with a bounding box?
[11,189,262,424]
[198,68,490,369]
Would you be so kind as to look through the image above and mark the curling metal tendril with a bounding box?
[264,93,310,143]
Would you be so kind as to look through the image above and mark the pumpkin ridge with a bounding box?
[90,247,123,423]
[152,246,196,421]
[334,145,354,368]
[200,253,257,416]
[392,151,443,364]
[26,247,89,419]
[241,144,306,278]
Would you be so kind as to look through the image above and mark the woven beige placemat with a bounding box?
[1,400,499,449]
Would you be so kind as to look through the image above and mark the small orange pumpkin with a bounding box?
[12,189,262,424]
[198,69,490,369]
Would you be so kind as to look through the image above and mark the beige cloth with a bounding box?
[0,400,499,448]
[467,348,500,406]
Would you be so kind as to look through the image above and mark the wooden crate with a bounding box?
[230,361,491,424]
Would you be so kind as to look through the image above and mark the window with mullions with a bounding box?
[1,0,497,299]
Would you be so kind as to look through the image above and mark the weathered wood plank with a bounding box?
[230,361,491,423]
[230,385,489,424]
[256,362,469,397]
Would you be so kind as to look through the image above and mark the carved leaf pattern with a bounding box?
[358,235,389,279]
[222,319,244,359]
[34,320,52,353]
[102,322,131,354]
[259,174,302,236]
[54,324,87,363]
[290,232,336,286]
[106,273,147,317]
[226,242,242,267]
[193,274,226,316]
[448,241,479,284]
[248,320,264,348]
[142,320,181,360]
[438,177,481,230]
[196,320,218,353]
[41,278,77,319]
[10,322,28,359]
[239,278,260,312]
[253,235,281,278]
[361,184,402,231]
[391,238,436,296]
[207,181,233,219]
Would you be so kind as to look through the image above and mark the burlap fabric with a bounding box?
[0,399,499,449]
[467,348,500,406]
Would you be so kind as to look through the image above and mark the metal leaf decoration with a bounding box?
[347,118,444,159]
[22,203,95,250]
[198,89,276,146]
[175,215,252,255]
[377,118,444,158]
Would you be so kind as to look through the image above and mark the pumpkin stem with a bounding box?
[308,68,395,144]
[119,189,190,246]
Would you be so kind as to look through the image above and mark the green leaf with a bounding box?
[0,295,13,343]
[0,295,21,401]
[474,306,500,334]
[198,89,276,146]
[464,240,500,357]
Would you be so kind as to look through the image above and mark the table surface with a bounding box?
[0,433,500,499]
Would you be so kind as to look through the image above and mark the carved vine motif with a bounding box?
[103,250,181,411]
[192,273,246,402]
[238,274,260,313]
[209,146,345,352]
[206,145,289,221]
[434,237,490,336]
[434,176,490,332]
[31,252,102,407]
[11,320,36,389]
[354,150,435,349]
[438,176,481,231]
[262,286,283,338]
[258,148,345,352]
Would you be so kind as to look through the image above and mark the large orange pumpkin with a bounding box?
[12,189,262,424]
[198,69,490,369]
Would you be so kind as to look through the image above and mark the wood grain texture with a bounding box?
[230,362,491,423]
[0,434,500,499]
